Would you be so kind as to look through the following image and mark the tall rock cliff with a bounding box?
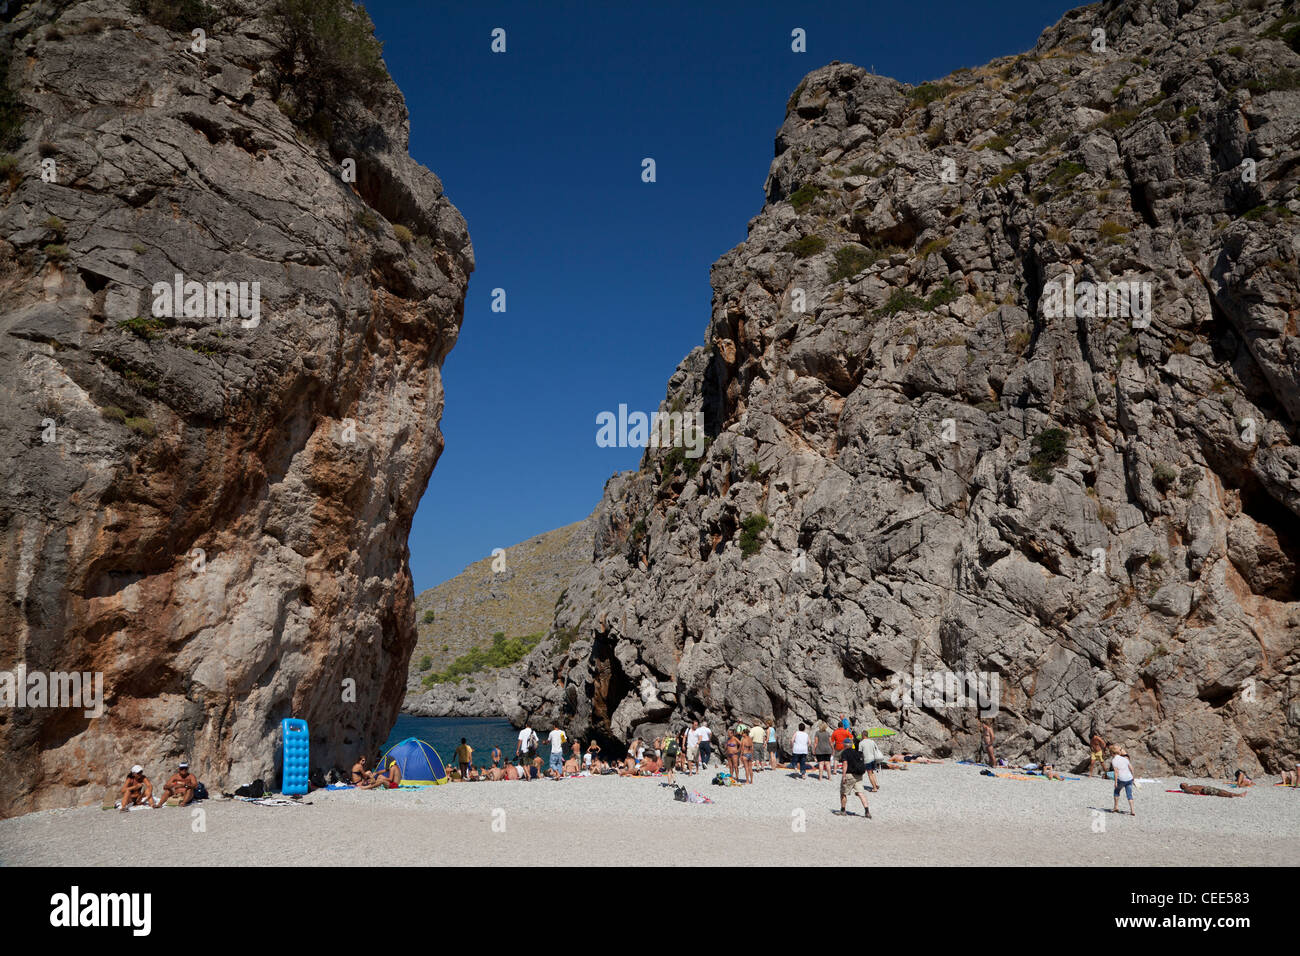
[0,0,472,815]
[517,0,1300,776]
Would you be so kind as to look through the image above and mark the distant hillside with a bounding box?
[403,515,595,695]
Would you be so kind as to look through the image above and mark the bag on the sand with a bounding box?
[234,779,266,798]
[193,782,208,801]
[673,785,688,802]
[308,768,327,790]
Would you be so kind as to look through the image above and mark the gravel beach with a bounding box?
[2,763,1295,866]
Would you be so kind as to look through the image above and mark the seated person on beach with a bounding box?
[1232,769,1254,787]
[351,756,371,785]
[641,754,661,775]
[530,756,543,780]
[361,759,402,789]
[1180,782,1243,798]
[563,756,580,775]
[154,761,198,806]
[1282,764,1299,786]
[119,765,152,811]
[503,763,519,781]
[1042,763,1065,780]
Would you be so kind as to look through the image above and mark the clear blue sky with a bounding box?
[366,0,1082,591]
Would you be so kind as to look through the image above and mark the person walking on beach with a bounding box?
[1111,745,1136,816]
[980,719,996,766]
[698,720,713,770]
[830,719,852,773]
[836,740,871,818]
[1088,730,1107,776]
[686,720,701,774]
[791,723,811,778]
[547,722,566,777]
[767,719,778,770]
[749,722,765,773]
[858,732,884,791]
[813,721,833,780]
[516,724,538,764]
[662,729,679,784]
[455,738,473,780]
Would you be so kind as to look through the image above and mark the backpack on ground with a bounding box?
[234,778,265,798]
[193,782,208,801]
[673,785,688,802]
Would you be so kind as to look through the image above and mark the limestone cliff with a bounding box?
[0,0,471,815]
[516,0,1300,776]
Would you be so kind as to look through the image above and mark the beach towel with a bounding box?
[237,797,306,807]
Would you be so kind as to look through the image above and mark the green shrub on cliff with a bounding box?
[269,0,387,119]
[738,513,769,558]
[422,631,543,685]
[1028,427,1069,482]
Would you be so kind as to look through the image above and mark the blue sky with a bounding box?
[366,0,1082,591]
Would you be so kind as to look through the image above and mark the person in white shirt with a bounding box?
[547,723,566,776]
[686,721,701,773]
[698,721,713,769]
[791,723,811,778]
[1110,744,1136,816]
[516,725,537,763]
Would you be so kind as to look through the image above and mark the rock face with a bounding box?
[515,0,1300,776]
[403,514,595,710]
[0,0,471,816]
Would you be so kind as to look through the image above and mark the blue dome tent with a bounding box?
[375,737,449,786]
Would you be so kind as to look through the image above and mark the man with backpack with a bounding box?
[516,724,538,764]
[661,730,679,784]
[837,741,872,819]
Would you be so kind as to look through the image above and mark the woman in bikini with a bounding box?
[739,728,755,784]
[725,728,741,781]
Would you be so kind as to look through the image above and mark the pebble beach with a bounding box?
[3,763,1295,866]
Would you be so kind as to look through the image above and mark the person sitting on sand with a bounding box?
[563,755,580,775]
[1231,769,1254,788]
[641,754,662,775]
[503,763,519,781]
[1180,782,1243,798]
[351,756,371,785]
[119,765,153,812]
[360,759,402,789]
[1042,763,1065,780]
[154,761,198,807]
[530,756,543,780]
[1282,764,1299,787]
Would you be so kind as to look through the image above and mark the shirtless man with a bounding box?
[119,765,153,812]
[351,755,371,785]
[360,759,402,789]
[1088,731,1107,776]
[563,755,580,775]
[154,761,198,807]
[980,720,996,766]
[1180,782,1244,798]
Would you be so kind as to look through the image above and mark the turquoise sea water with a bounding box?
[380,714,564,769]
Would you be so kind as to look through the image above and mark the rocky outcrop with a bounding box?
[0,0,471,815]
[402,515,594,707]
[515,0,1300,776]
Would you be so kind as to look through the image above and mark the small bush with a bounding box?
[909,82,954,107]
[789,183,824,210]
[738,513,769,558]
[1152,462,1178,491]
[747,461,761,480]
[418,655,432,672]
[117,316,170,340]
[1099,220,1129,242]
[270,0,387,120]
[355,210,380,231]
[784,235,826,258]
[100,405,128,423]
[124,416,155,436]
[130,0,212,32]
[393,224,414,244]
[874,288,925,318]
[1028,427,1069,482]
[43,244,70,262]
[828,244,878,282]
[421,609,435,625]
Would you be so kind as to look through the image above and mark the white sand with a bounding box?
[2,764,1295,866]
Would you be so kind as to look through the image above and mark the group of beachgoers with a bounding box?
[116,759,200,811]
[421,717,949,817]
